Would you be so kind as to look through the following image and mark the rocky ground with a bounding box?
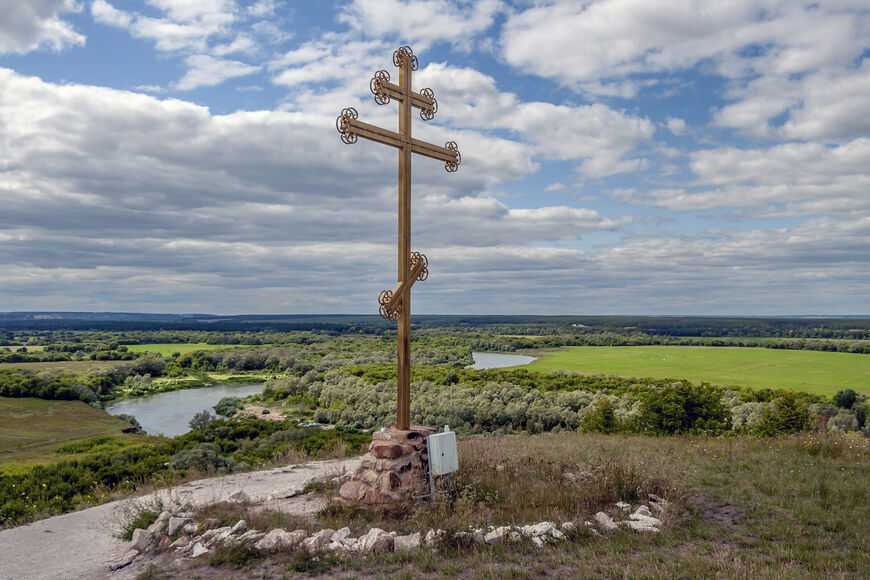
[0,458,360,580]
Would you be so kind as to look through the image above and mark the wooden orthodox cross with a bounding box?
[337,46,461,431]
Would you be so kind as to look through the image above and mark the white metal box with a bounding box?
[427,431,458,476]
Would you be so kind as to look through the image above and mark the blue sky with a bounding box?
[0,1,868,315]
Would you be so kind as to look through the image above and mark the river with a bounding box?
[103,383,265,437]
[466,351,538,370]
[105,353,536,436]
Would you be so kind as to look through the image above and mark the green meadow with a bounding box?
[0,397,138,473]
[528,346,869,396]
[124,343,251,356]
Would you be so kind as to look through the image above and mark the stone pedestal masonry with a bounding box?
[338,426,434,504]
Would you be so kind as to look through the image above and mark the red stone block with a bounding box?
[372,443,405,459]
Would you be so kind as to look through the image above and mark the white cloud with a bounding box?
[92,0,273,90]
[0,0,84,55]
[666,117,686,136]
[91,0,131,28]
[501,1,870,139]
[415,63,655,175]
[338,0,504,49]
[175,54,261,90]
[0,68,626,312]
[502,1,867,85]
[617,139,870,216]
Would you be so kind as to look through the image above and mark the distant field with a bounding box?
[0,397,136,470]
[528,346,869,396]
[125,343,251,356]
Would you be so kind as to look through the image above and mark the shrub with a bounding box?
[169,443,246,473]
[581,398,619,433]
[834,389,857,409]
[636,382,731,435]
[755,391,810,436]
[214,396,243,417]
[189,409,215,431]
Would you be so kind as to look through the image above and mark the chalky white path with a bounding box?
[0,458,360,580]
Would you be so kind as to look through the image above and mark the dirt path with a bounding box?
[0,458,360,580]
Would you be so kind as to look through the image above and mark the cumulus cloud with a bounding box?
[338,0,504,49]
[175,54,261,90]
[0,0,84,55]
[666,117,686,136]
[616,139,870,216]
[501,0,870,139]
[0,68,626,313]
[92,0,273,90]
[414,63,655,176]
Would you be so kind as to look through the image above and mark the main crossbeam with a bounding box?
[337,111,460,170]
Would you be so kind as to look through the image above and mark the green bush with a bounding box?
[636,382,731,435]
[755,392,810,436]
[214,396,243,417]
[189,409,215,431]
[169,443,247,473]
[582,398,619,434]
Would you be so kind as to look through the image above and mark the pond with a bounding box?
[104,383,265,437]
[466,351,538,370]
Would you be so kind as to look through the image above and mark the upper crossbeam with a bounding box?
[370,70,438,120]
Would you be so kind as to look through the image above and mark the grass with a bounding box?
[120,509,158,541]
[527,346,870,396]
[161,431,869,579]
[125,343,256,356]
[0,397,140,472]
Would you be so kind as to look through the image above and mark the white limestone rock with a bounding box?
[107,549,137,572]
[303,528,336,554]
[238,530,265,543]
[227,490,250,503]
[166,516,189,536]
[333,527,351,543]
[484,526,508,544]
[254,529,306,552]
[394,532,421,552]
[273,487,303,499]
[615,501,631,512]
[362,529,394,553]
[626,519,659,533]
[594,512,619,532]
[529,522,554,537]
[229,520,248,535]
[130,529,152,553]
[629,513,662,527]
[190,542,209,558]
[632,505,652,518]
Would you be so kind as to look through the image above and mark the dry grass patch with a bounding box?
[141,431,869,579]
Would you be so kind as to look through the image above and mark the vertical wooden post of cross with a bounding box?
[337,46,461,431]
[396,49,413,431]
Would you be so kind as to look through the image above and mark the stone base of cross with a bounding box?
[337,46,460,431]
